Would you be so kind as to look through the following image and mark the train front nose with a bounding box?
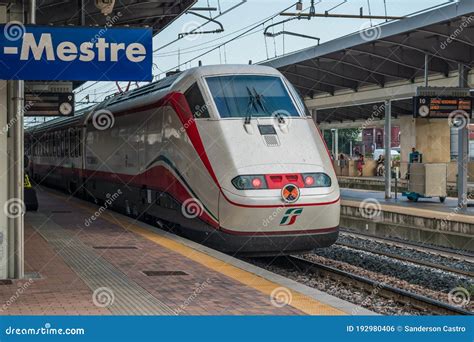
[216,168,340,254]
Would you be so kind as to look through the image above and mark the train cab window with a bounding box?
[184,82,209,119]
[206,75,300,119]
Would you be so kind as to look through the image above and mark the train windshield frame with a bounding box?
[205,75,301,119]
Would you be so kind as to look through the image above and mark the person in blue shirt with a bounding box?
[409,147,421,163]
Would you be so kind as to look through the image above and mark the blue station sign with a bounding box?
[0,24,152,81]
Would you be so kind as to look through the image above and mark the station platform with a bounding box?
[342,188,474,218]
[0,188,372,316]
[338,176,474,198]
[340,188,474,252]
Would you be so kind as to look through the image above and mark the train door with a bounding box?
[141,109,164,213]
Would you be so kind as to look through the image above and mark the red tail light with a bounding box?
[304,175,315,186]
[252,178,262,188]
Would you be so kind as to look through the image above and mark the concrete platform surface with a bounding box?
[0,188,372,316]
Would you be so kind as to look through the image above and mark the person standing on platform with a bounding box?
[407,147,422,179]
[409,147,421,163]
[356,152,365,177]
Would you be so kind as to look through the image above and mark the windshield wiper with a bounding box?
[251,87,270,115]
[245,86,258,124]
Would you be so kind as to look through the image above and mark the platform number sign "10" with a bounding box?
[417,98,430,118]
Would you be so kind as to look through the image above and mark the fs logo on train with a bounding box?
[280,208,303,226]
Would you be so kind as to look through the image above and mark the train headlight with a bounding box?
[232,175,268,190]
[302,173,331,188]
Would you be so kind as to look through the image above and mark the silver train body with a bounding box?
[26,65,340,256]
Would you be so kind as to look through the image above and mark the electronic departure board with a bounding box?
[413,96,472,119]
[24,93,75,117]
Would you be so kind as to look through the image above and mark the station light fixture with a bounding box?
[296,1,303,11]
[95,0,115,15]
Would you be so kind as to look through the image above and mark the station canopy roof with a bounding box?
[262,0,474,124]
[31,0,196,34]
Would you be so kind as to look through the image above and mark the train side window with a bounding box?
[72,130,76,157]
[69,129,74,157]
[77,129,82,157]
[57,131,61,157]
[57,132,60,157]
[54,132,57,157]
[47,133,51,156]
[73,129,79,158]
[184,83,209,119]
[61,131,65,157]
[65,130,69,157]
[55,132,58,157]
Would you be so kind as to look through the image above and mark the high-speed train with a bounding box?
[26,65,340,255]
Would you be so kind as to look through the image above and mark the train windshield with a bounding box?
[206,75,300,118]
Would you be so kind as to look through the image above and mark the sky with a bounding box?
[73,0,452,107]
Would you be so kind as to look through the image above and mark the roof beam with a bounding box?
[344,48,419,80]
[289,64,361,91]
[348,42,452,78]
[297,60,385,88]
[284,73,336,96]
[282,64,357,90]
[378,37,472,67]
[416,29,474,48]
[290,65,360,91]
[319,56,403,82]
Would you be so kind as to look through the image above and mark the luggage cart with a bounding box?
[402,163,447,203]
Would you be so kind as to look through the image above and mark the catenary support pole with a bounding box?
[457,64,469,209]
[424,54,429,87]
[384,100,392,199]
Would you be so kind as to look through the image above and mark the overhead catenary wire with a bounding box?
[77,2,298,95]
[77,26,266,98]
[325,0,347,13]
[156,1,300,78]
[155,0,247,52]
[156,20,268,57]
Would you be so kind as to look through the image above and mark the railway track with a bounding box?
[286,255,472,316]
[336,240,474,278]
[340,230,474,261]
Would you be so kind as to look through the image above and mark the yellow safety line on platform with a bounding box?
[46,190,345,316]
[342,199,474,225]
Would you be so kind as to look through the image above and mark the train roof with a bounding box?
[26,105,96,134]
[26,64,282,134]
